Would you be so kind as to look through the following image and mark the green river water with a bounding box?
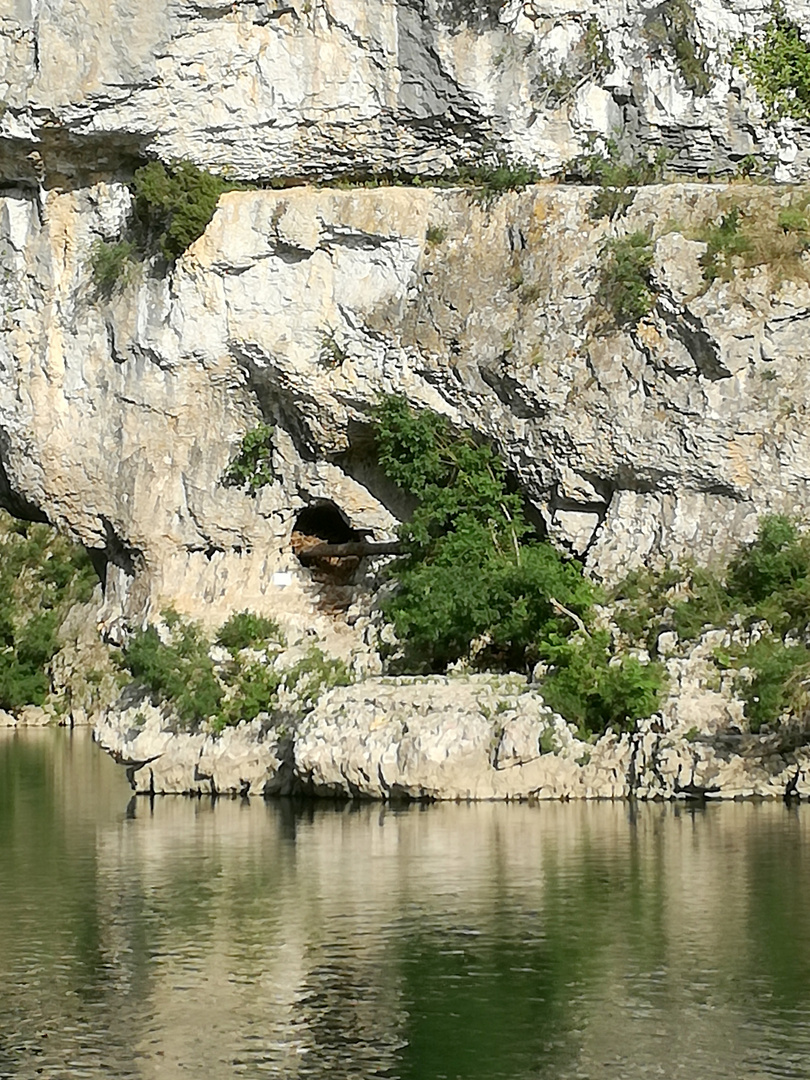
[1,728,810,1080]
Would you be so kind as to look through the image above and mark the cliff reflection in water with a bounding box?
[1,730,810,1080]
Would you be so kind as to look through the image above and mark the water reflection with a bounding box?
[2,730,810,1079]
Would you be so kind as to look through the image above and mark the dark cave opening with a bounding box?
[291,500,364,592]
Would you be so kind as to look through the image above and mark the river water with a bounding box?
[1,729,810,1080]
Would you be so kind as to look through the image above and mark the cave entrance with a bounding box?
[291,500,363,589]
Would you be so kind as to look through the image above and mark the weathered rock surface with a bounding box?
[95,664,810,800]
[2,0,810,184]
[3,181,810,636]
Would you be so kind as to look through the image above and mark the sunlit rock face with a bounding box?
[3,179,810,631]
[2,0,810,185]
[3,0,810,638]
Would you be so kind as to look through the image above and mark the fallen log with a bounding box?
[296,540,403,561]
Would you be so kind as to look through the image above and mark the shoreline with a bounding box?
[92,674,810,803]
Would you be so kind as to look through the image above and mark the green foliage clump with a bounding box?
[693,193,810,286]
[88,239,137,296]
[734,635,810,733]
[644,0,711,95]
[426,225,447,246]
[318,329,347,369]
[700,208,754,282]
[216,610,285,654]
[778,205,810,235]
[372,396,666,733]
[124,616,223,729]
[373,395,596,672]
[223,422,275,493]
[540,631,666,736]
[535,17,613,107]
[212,658,283,733]
[123,609,352,733]
[131,160,239,263]
[0,513,98,712]
[454,160,541,201]
[598,232,655,325]
[614,515,810,731]
[733,4,810,121]
[282,647,352,711]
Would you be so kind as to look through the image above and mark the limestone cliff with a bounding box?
[3,0,810,184]
[3,179,810,635]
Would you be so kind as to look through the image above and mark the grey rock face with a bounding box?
[2,1,810,184]
[4,180,810,634]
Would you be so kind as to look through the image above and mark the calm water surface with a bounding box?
[1,729,810,1079]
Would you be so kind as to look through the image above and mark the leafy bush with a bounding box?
[124,617,222,729]
[540,631,666,736]
[700,208,754,282]
[88,239,137,296]
[372,395,667,731]
[733,635,810,733]
[778,205,810,235]
[614,514,810,730]
[454,160,541,201]
[282,647,352,711]
[131,160,241,263]
[123,610,352,732]
[733,4,810,121]
[694,193,810,286]
[534,17,612,107]
[223,422,275,493]
[568,140,668,220]
[0,512,98,712]
[212,658,283,732]
[373,395,598,673]
[598,232,655,325]
[216,610,285,653]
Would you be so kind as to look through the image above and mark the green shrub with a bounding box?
[614,514,810,730]
[318,329,347,369]
[693,193,810,286]
[778,206,810,235]
[700,208,754,282]
[0,513,98,712]
[212,658,283,732]
[131,160,241,263]
[123,609,351,733]
[223,422,275,493]
[539,630,665,736]
[282,647,352,711]
[454,160,541,202]
[733,4,810,121]
[88,239,136,296]
[215,610,285,653]
[123,616,223,729]
[734,635,810,732]
[598,232,655,325]
[373,395,598,672]
[568,140,668,220]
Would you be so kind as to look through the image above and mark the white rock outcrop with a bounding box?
[3,0,810,183]
[95,666,810,800]
[3,181,810,634]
